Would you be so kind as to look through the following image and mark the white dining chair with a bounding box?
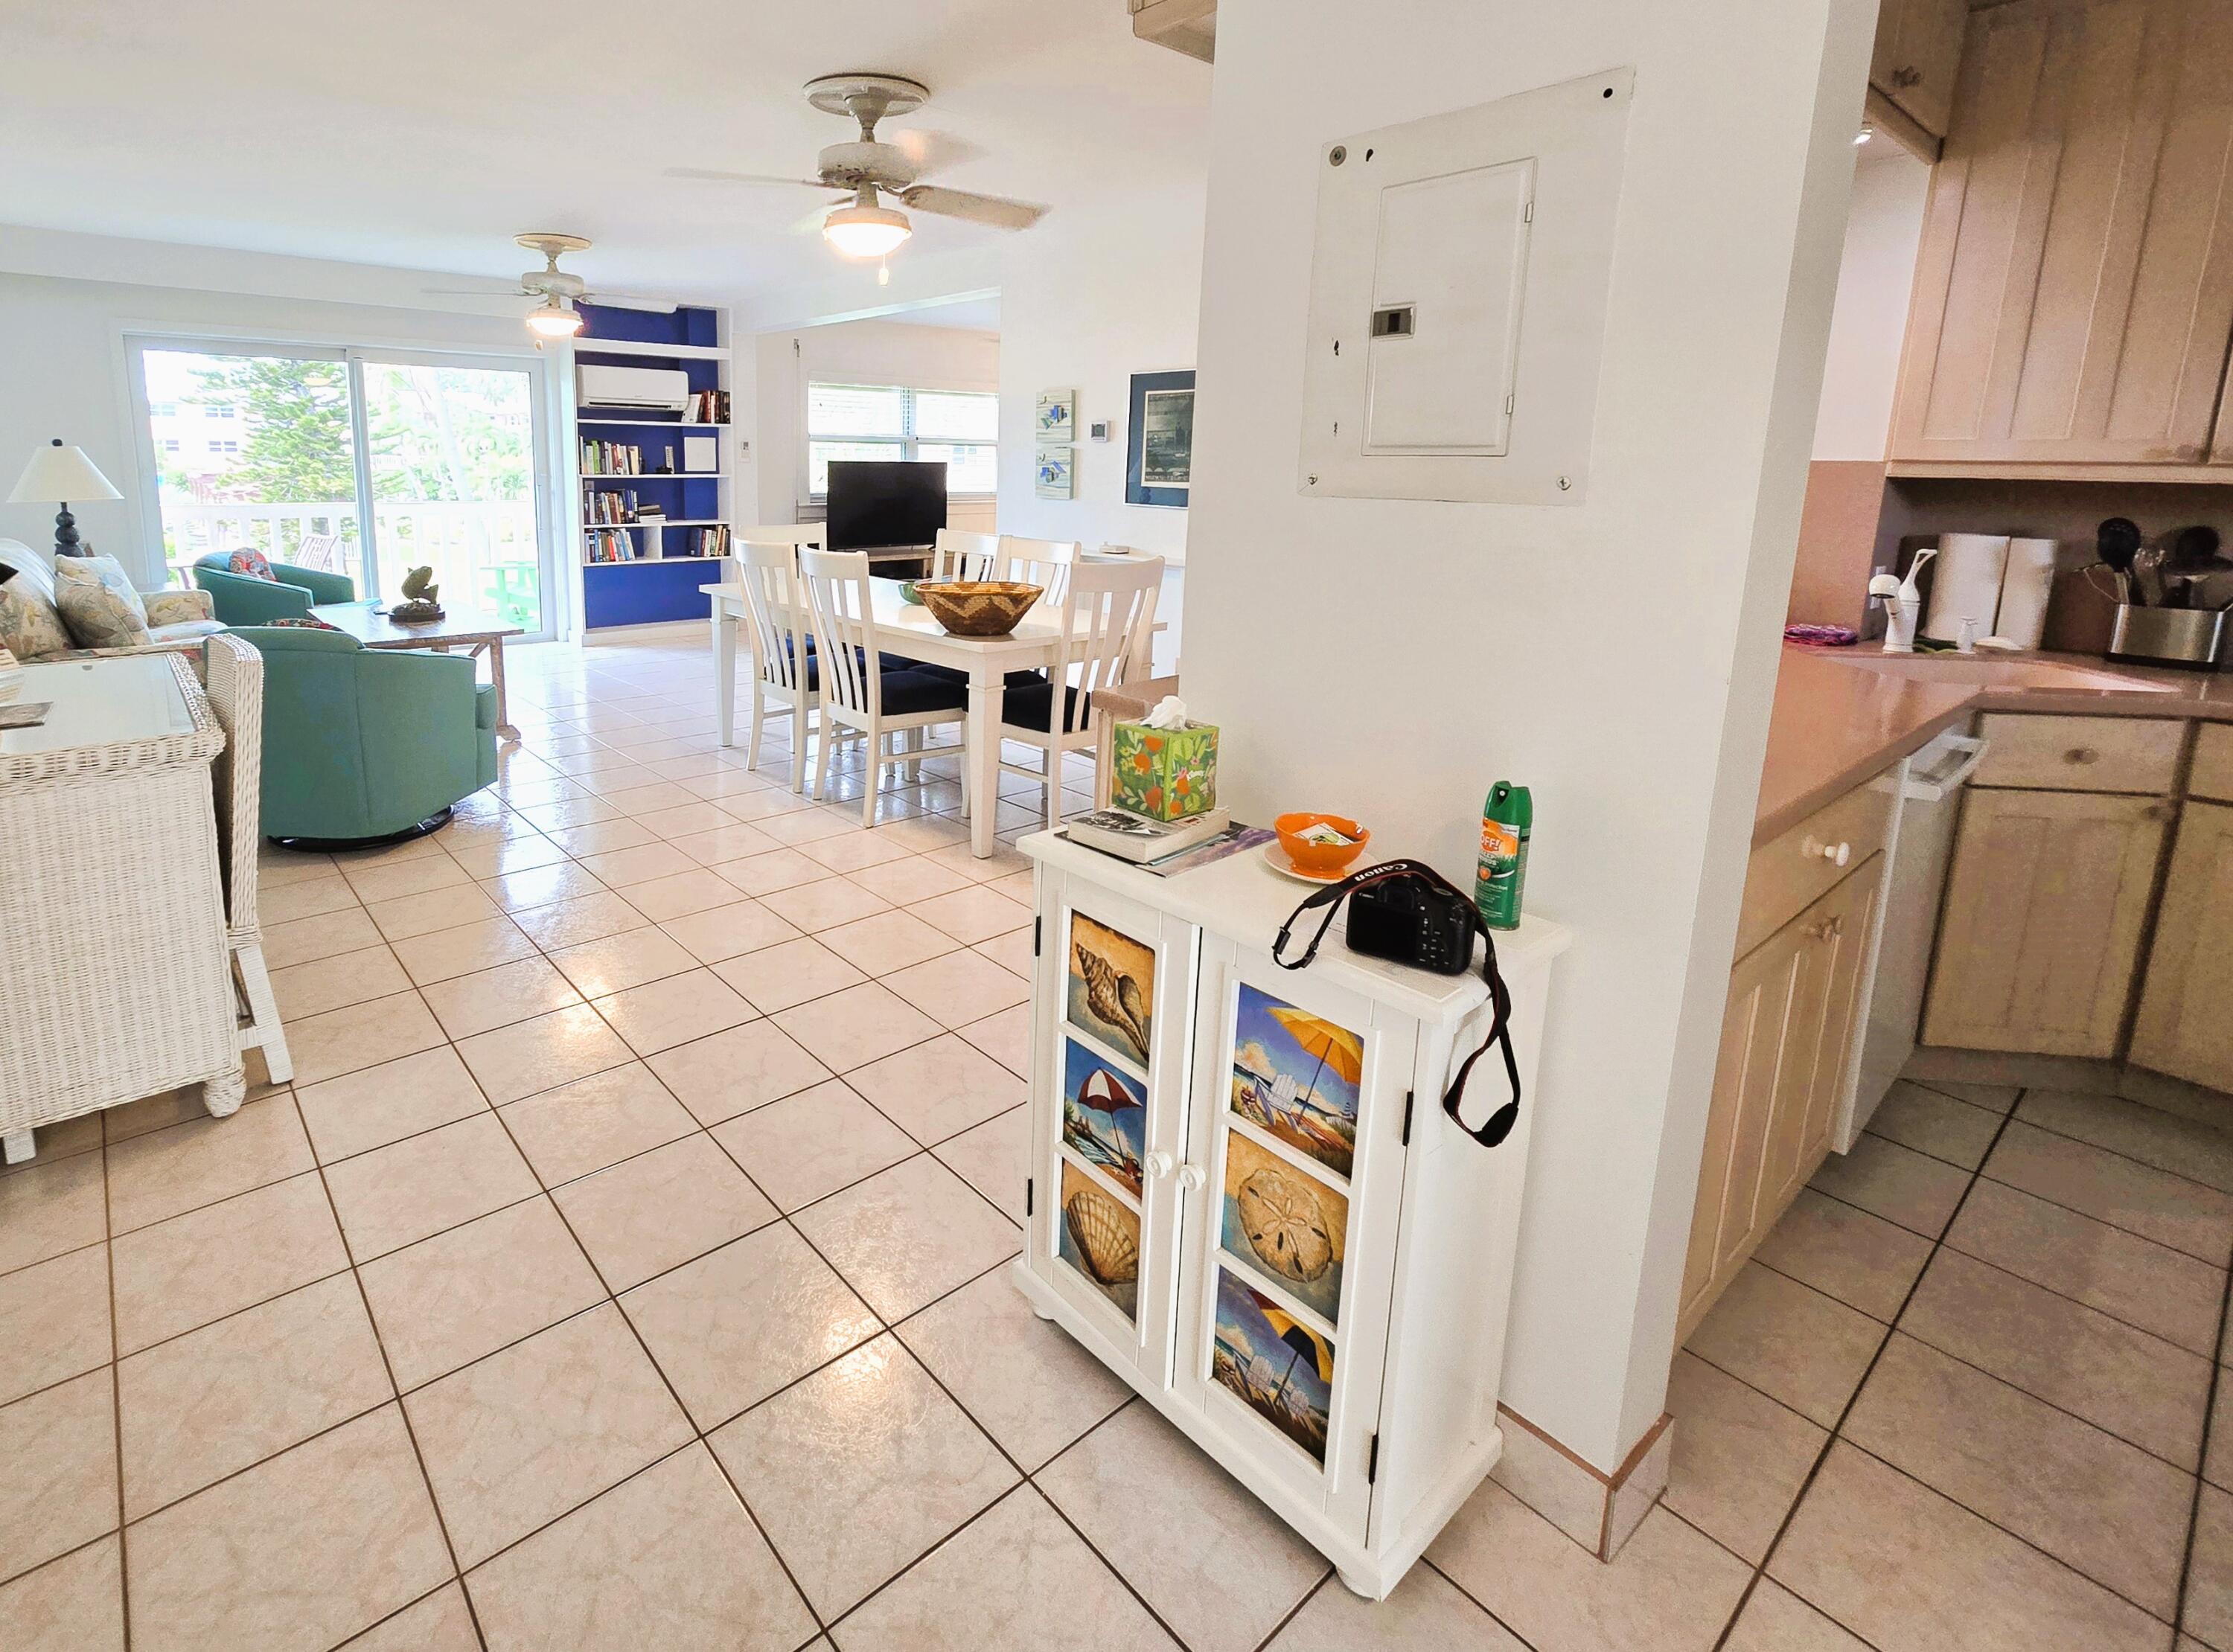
[798,548,971,825]
[997,534,1079,604]
[930,528,1000,582]
[740,524,827,552]
[735,538,822,792]
[998,557,1163,829]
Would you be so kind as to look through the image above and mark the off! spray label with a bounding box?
[1475,782,1532,932]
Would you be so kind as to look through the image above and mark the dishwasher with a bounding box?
[1833,724,1989,1152]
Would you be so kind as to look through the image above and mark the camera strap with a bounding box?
[1271,859,1524,1150]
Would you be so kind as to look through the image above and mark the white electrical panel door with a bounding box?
[1300,69,1634,505]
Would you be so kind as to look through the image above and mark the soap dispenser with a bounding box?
[1869,547,1936,654]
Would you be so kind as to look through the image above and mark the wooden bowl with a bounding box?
[916,580,1044,638]
[1273,812,1370,874]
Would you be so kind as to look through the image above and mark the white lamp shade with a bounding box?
[822,202,913,260]
[10,442,122,505]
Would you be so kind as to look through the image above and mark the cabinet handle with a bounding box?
[1891,64,1923,88]
[2064,747,2101,765]
[1144,1150,1175,1180]
[1177,1164,1207,1192]
[1802,836,1853,867]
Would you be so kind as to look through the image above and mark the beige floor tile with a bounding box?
[296,1046,491,1165]
[517,797,625,835]
[479,859,610,915]
[882,948,1030,1030]
[579,840,699,889]
[1769,1441,2166,1652]
[799,827,916,874]
[342,1581,480,1651]
[550,1134,776,1292]
[848,852,975,906]
[1903,1247,2211,1469]
[366,883,504,943]
[657,898,802,964]
[261,873,360,926]
[105,1092,316,1234]
[648,1019,834,1125]
[711,846,830,897]
[0,1150,106,1278]
[457,1003,635,1105]
[667,821,782,866]
[1808,1133,1972,1238]
[509,891,652,951]
[846,1035,1029,1147]
[2020,1089,2233,1195]
[1664,1350,1826,1563]
[126,1403,451,1651]
[620,1224,881,1429]
[959,1002,1032,1076]
[499,1062,697,1186]
[1845,1332,2192,1615]
[358,1198,605,1391]
[974,924,1036,977]
[257,846,337,885]
[621,868,751,925]
[1428,1485,1750,1652]
[1866,1080,2004,1170]
[600,780,701,815]
[1038,1402,1323,1652]
[708,1334,1015,1617]
[712,935,867,1015]
[630,800,743,840]
[1906,1075,2024,1114]
[284,990,447,1087]
[447,830,570,881]
[0,1369,116,1583]
[1268,1566,1524,1651]
[760,876,894,933]
[0,1112,100,1171]
[931,1106,1030,1224]
[908,885,1032,945]
[794,1154,1021,1322]
[710,1081,917,1211]
[1720,1581,1871,1651]
[0,1537,124,1652]
[1754,1187,1933,1322]
[269,944,412,1022]
[1986,1121,2233,1263]
[342,852,471,906]
[388,914,540,985]
[422,956,583,1041]
[103,1088,213,1144]
[756,809,861,848]
[592,970,756,1057]
[831,1485,1167,1652]
[546,926,699,998]
[405,1303,692,1567]
[922,840,1030,883]
[1684,1262,1885,1427]
[2189,1483,2233,1649]
[328,835,451,869]
[775,982,942,1075]
[817,909,958,976]
[263,905,385,970]
[111,1174,348,1354]
[465,1444,814,1652]
[117,1274,391,1520]
[323,1113,540,1261]
[1948,1178,2226,1356]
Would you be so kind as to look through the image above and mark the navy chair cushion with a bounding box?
[879,668,971,718]
[999,678,1089,732]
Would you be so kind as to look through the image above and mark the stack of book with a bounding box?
[677,391,730,424]
[581,440,645,476]
[683,525,731,559]
[585,528,639,564]
[1066,807,1233,864]
[587,490,639,526]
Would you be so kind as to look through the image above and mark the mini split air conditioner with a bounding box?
[576,364,691,412]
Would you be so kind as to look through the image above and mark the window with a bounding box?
[206,406,237,420]
[150,401,178,419]
[807,382,997,496]
[160,438,181,454]
[208,438,239,455]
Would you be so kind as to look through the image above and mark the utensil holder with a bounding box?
[2107,605,2227,670]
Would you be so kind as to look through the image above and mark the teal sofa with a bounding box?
[227,626,497,845]
[192,554,355,624]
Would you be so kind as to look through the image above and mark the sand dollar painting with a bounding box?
[1221,1128,1346,1325]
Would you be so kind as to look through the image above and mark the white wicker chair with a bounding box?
[199,633,291,1086]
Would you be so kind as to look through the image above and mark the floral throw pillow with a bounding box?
[263,615,341,630]
[227,548,277,581]
[0,585,74,660]
[54,555,153,650]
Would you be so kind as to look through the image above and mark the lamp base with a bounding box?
[52,504,83,560]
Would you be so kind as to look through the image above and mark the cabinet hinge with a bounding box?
[1025,1177,1034,1217]
[1034,916,1043,957]
[1523,198,1535,224]
[1367,1432,1380,1484]
[1400,1090,1415,1146]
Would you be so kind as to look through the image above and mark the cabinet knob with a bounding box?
[1144,1150,1175,1180]
[2065,747,2101,765]
[1176,1164,1207,1192]
[1891,64,1923,88]
[1802,837,1853,867]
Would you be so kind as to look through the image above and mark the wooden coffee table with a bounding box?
[309,600,525,740]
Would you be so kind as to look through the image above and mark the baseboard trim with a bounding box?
[1489,1405,1673,1561]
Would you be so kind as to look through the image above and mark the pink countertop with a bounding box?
[1753,644,2233,845]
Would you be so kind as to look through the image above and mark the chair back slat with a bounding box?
[741,524,827,551]
[199,633,265,933]
[997,535,1079,605]
[1052,559,1163,736]
[797,548,881,725]
[931,528,999,583]
[737,540,812,694]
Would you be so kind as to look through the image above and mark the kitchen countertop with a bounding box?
[1753,644,2233,845]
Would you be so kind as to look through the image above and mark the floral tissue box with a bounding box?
[1111,718,1218,821]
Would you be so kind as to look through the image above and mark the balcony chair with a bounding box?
[191,551,355,624]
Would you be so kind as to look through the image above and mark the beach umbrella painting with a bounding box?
[1257,1298,1335,1412]
[1267,1006,1363,1110]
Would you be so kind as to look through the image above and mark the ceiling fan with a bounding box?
[424,234,677,341]
[668,73,1047,263]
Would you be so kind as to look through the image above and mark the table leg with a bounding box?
[967,671,1000,859]
[712,605,737,748]
[487,636,518,742]
[1,1130,31,1166]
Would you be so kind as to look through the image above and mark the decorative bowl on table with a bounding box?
[916,580,1044,638]
[896,580,927,605]
[1272,812,1371,875]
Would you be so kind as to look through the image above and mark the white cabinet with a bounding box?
[1013,834,1569,1598]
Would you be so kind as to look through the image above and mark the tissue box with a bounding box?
[1111,719,1218,821]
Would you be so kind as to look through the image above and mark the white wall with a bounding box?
[1812,147,1932,460]
[1186,0,1871,1471]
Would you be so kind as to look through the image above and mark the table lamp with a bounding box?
[9,439,122,559]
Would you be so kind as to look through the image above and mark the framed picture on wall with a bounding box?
[1035,446,1074,499]
[1037,389,1076,443]
[1126,369,1194,508]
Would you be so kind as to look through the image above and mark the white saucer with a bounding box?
[1262,842,1353,885]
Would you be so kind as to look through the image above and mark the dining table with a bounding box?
[701,572,1156,859]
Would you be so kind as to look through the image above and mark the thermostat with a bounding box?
[1088,420,1112,442]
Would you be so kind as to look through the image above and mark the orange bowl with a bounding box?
[1273,812,1370,874]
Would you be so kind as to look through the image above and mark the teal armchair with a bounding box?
[227,626,497,845]
[192,554,355,624]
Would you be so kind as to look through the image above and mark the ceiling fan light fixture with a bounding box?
[823,197,912,260]
[525,295,586,339]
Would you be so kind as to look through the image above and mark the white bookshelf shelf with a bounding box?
[578,418,732,429]
[581,473,725,482]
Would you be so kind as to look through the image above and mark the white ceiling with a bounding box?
[878,295,1003,331]
[0,0,1210,308]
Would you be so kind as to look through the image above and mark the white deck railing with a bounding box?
[164,500,540,608]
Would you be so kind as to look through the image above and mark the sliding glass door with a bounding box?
[130,338,556,638]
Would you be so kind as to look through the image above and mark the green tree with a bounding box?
[191,356,357,502]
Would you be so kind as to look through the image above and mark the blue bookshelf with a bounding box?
[572,301,732,632]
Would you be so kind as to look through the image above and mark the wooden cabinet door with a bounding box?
[2132,801,2233,1087]
[1892,0,2233,469]
[1872,0,1971,137]
[1923,788,2171,1055]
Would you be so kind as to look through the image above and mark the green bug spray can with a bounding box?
[1475,781,1532,931]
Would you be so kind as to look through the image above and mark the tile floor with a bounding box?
[5,631,2233,1650]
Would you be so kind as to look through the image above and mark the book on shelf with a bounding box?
[581,440,645,476]
[1064,807,1233,864]
[686,525,731,559]
[587,489,641,526]
[585,528,640,564]
[676,390,730,425]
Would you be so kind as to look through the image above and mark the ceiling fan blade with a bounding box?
[665,166,831,190]
[889,127,985,179]
[423,286,530,298]
[580,292,679,314]
[897,186,1047,231]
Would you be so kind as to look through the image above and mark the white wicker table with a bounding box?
[0,653,243,1162]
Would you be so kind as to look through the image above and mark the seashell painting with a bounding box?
[1057,1160,1140,1319]
[1067,914,1154,1063]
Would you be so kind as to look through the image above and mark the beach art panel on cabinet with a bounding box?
[1057,1159,1140,1321]
[1211,1268,1335,1464]
[1228,982,1361,1179]
[1067,913,1154,1063]
[1222,1128,1346,1325]
[1062,1038,1147,1198]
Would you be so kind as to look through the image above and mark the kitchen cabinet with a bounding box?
[2131,800,2233,1089]
[1681,857,1880,1342]
[1923,787,2171,1055]
[1015,835,1568,1598]
[1891,0,2233,473]
[1871,0,1971,138]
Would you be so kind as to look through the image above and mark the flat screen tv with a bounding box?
[825,460,948,551]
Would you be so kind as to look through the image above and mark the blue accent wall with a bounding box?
[583,559,717,628]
